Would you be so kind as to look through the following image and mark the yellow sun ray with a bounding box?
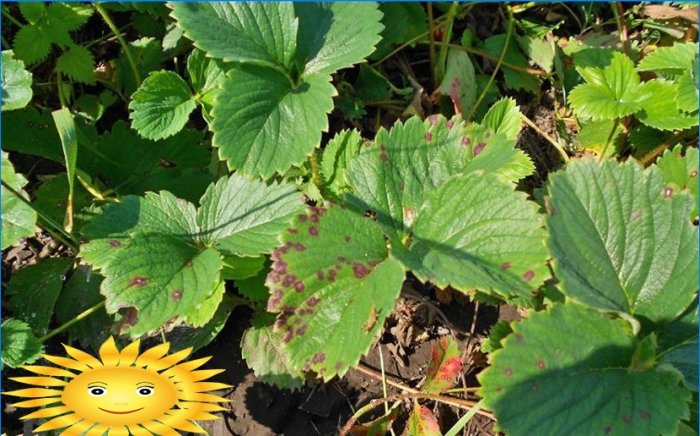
[63,344,104,368]
[22,365,76,378]
[126,424,153,436]
[4,336,229,434]
[58,419,93,436]
[117,339,141,366]
[9,376,67,387]
[142,420,181,436]
[133,342,170,367]
[146,347,191,371]
[20,405,71,420]
[34,412,81,432]
[10,397,62,408]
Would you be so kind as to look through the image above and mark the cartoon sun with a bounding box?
[4,337,230,435]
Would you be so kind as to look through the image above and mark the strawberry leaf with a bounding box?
[481,97,521,141]
[2,50,33,111]
[1,152,37,249]
[547,159,698,323]
[211,65,334,179]
[658,304,698,392]
[56,45,96,84]
[169,2,298,70]
[391,173,548,303]
[129,71,196,140]
[655,145,698,219]
[479,303,690,436]
[569,50,648,120]
[421,336,462,394]
[637,42,698,75]
[241,313,305,390]
[6,258,73,334]
[294,2,383,76]
[404,403,441,436]
[319,129,363,198]
[1,319,43,368]
[266,206,405,380]
[438,49,476,117]
[636,80,698,131]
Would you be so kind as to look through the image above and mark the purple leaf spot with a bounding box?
[504,368,512,377]
[424,132,433,142]
[523,270,535,281]
[288,227,298,234]
[353,263,368,279]
[309,226,318,236]
[663,187,673,198]
[473,142,486,156]
[537,359,545,369]
[311,352,325,364]
[500,262,511,270]
[185,260,193,268]
[294,281,305,292]
[307,296,320,307]
[109,239,121,247]
[446,119,454,129]
[273,261,287,274]
[344,235,351,243]
[171,290,183,300]
[309,214,319,223]
[283,331,294,343]
[461,137,471,147]
[427,114,439,126]
[282,275,296,287]
[316,270,324,280]
[380,151,389,162]
[298,214,308,222]
[294,242,306,252]
[296,325,307,336]
[130,277,147,288]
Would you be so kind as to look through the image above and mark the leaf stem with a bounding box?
[465,5,515,121]
[95,4,141,86]
[39,301,106,343]
[1,180,80,251]
[1,6,25,28]
[339,392,492,435]
[520,112,570,162]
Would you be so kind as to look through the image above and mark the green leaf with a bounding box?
[421,336,462,394]
[320,129,363,198]
[404,404,441,436]
[266,206,405,380]
[221,255,265,281]
[516,35,555,73]
[345,116,533,241]
[54,265,113,351]
[294,2,383,76]
[33,174,91,230]
[675,72,699,113]
[211,65,334,178]
[52,108,78,232]
[6,258,73,334]
[1,152,37,249]
[241,313,306,389]
[165,294,236,353]
[481,97,521,141]
[186,48,227,112]
[636,80,698,131]
[439,49,476,118]
[56,45,96,84]
[349,408,399,436]
[569,50,649,120]
[19,3,46,24]
[547,159,698,323]
[1,319,43,368]
[372,3,427,59]
[1,107,64,162]
[576,119,622,157]
[656,145,699,219]
[129,71,196,140]
[637,42,699,75]
[182,281,225,328]
[13,25,52,65]
[391,174,548,303]
[2,50,33,111]
[658,304,698,392]
[170,2,298,70]
[629,124,674,157]
[483,34,540,93]
[479,303,690,436]
[196,174,305,257]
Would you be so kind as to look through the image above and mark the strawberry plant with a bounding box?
[1,2,698,435]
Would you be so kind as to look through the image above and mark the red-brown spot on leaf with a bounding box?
[537,359,545,369]
[293,242,306,252]
[523,270,535,281]
[273,261,287,274]
[109,239,121,247]
[309,226,318,236]
[638,410,650,420]
[424,132,433,142]
[446,119,454,129]
[171,290,183,300]
[427,114,439,126]
[283,331,293,343]
[344,235,351,243]
[461,137,471,147]
[294,281,305,292]
[504,368,512,377]
[663,187,673,198]
[130,277,147,287]
[353,263,368,279]
[296,325,307,336]
[473,142,486,156]
[309,214,319,223]
[500,262,511,270]
[185,260,193,267]
[311,352,325,364]
[316,270,324,280]
[515,334,524,343]
[298,214,308,222]
[307,296,320,307]
[288,227,298,234]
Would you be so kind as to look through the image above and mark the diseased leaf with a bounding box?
[637,42,698,75]
[392,174,548,303]
[439,49,476,117]
[403,403,441,436]
[479,303,690,436]
[294,2,383,76]
[1,152,37,249]
[241,313,305,389]
[266,206,405,380]
[320,129,363,198]
[1,319,43,368]
[421,336,462,394]
[655,145,698,219]
[212,65,334,178]
[349,407,398,436]
[56,45,96,84]
[569,50,649,120]
[636,80,698,131]
[166,295,237,353]
[6,258,73,334]
[129,71,196,140]
[170,2,298,70]
[2,50,33,111]
[547,159,698,323]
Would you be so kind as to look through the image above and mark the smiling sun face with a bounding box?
[3,337,230,435]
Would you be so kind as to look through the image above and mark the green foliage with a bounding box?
[171,2,383,178]
[1,50,33,111]
[1,318,43,368]
[479,303,690,436]
[79,174,304,336]
[656,145,699,219]
[1,152,37,249]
